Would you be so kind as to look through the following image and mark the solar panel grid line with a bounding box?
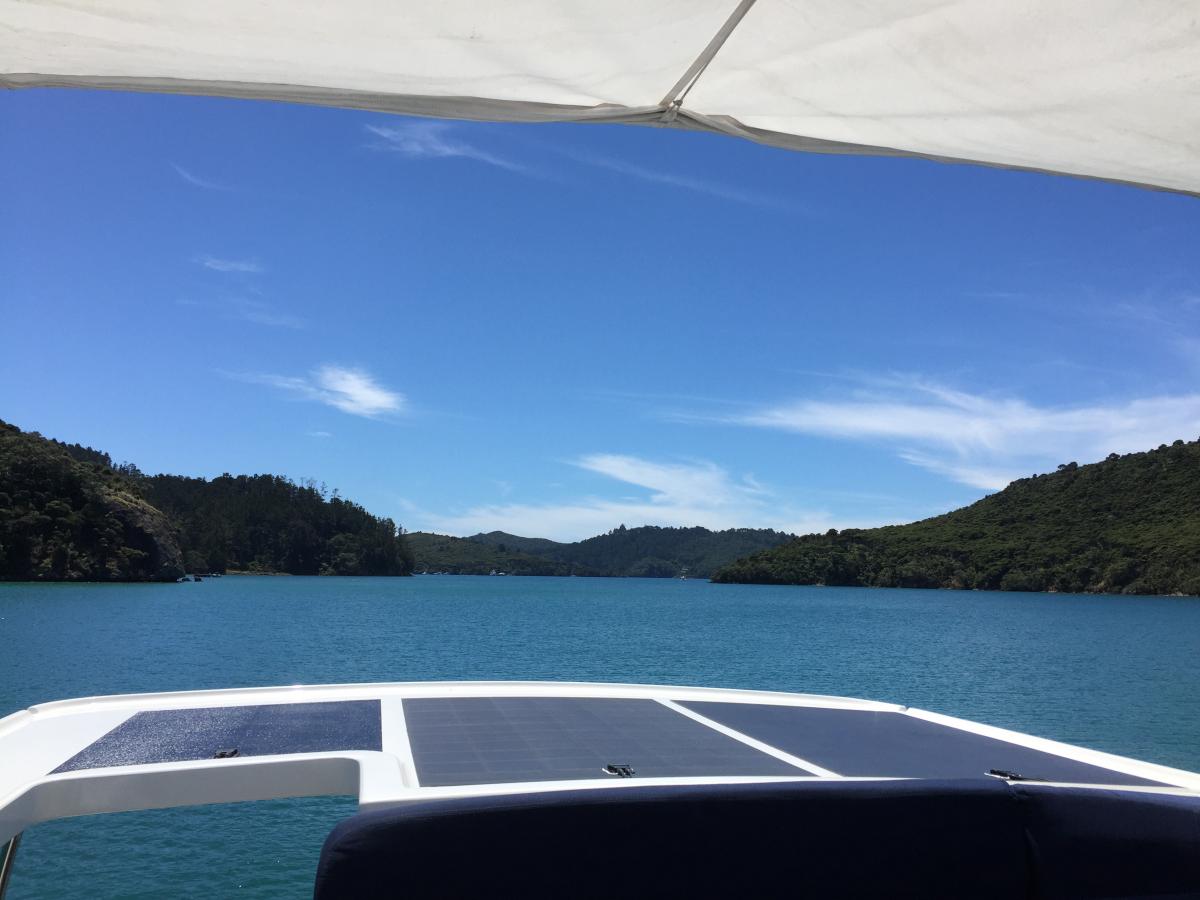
[401,697,803,787]
[678,701,1167,787]
[656,698,840,778]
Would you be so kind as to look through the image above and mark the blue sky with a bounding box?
[3,89,1199,541]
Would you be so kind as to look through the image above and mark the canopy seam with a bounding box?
[658,0,759,118]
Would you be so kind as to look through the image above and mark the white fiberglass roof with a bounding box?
[3,682,1199,845]
[3,1,1199,195]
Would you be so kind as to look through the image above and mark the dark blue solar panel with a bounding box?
[678,701,1166,786]
[403,697,803,786]
[52,700,381,773]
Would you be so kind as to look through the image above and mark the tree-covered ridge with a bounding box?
[411,525,795,577]
[713,439,1200,596]
[406,532,598,576]
[0,420,413,580]
[0,421,184,581]
[553,525,796,578]
[141,474,414,576]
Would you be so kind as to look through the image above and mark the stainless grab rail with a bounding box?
[0,833,20,900]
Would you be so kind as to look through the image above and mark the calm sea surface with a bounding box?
[2,576,1199,897]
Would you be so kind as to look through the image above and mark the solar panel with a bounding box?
[678,702,1166,786]
[402,697,803,786]
[52,700,382,773]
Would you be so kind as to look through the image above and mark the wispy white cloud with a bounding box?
[364,120,781,205]
[188,254,302,326]
[893,452,1031,493]
[575,454,766,508]
[423,454,858,542]
[307,430,333,439]
[1105,290,1200,369]
[366,121,529,174]
[963,289,1030,302]
[231,298,305,329]
[716,376,1200,490]
[1176,336,1200,367]
[565,151,782,208]
[232,365,405,419]
[197,255,263,273]
[172,164,231,191]
[178,294,304,329]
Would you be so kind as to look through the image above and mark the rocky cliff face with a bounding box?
[93,484,186,582]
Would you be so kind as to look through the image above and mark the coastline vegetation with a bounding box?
[0,420,413,581]
[7,417,1198,595]
[0,421,183,581]
[409,525,793,578]
[713,439,1200,596]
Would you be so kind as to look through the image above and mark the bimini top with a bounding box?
[3,1,1200,196]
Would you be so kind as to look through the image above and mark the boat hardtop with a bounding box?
[1,681,1198,897]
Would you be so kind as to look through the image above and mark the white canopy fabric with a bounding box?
[3,0,1199,195]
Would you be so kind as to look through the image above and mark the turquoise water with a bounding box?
[2,576,1199,897]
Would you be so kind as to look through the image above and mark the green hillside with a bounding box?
[467,531,564,558]
[414,525,794,578]
[406,532,593,576]
[713,439,1200,596]
[141,474,413,576]
[0,421,184,581]
[558,525,795,578]
[0,420,413,581]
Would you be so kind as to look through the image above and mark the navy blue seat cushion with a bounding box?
[1017,785,1200,900]
[314,779,1028,899]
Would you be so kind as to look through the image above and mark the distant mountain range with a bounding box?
[713,438,1200,596]
[408,526,795,578]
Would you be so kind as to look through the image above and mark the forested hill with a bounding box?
[0,420,413,581]
[410,525,794,577]
[0,421,184,581]
[141,475,413,576]
[713,439,1200,596]
[406,532,590,577]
